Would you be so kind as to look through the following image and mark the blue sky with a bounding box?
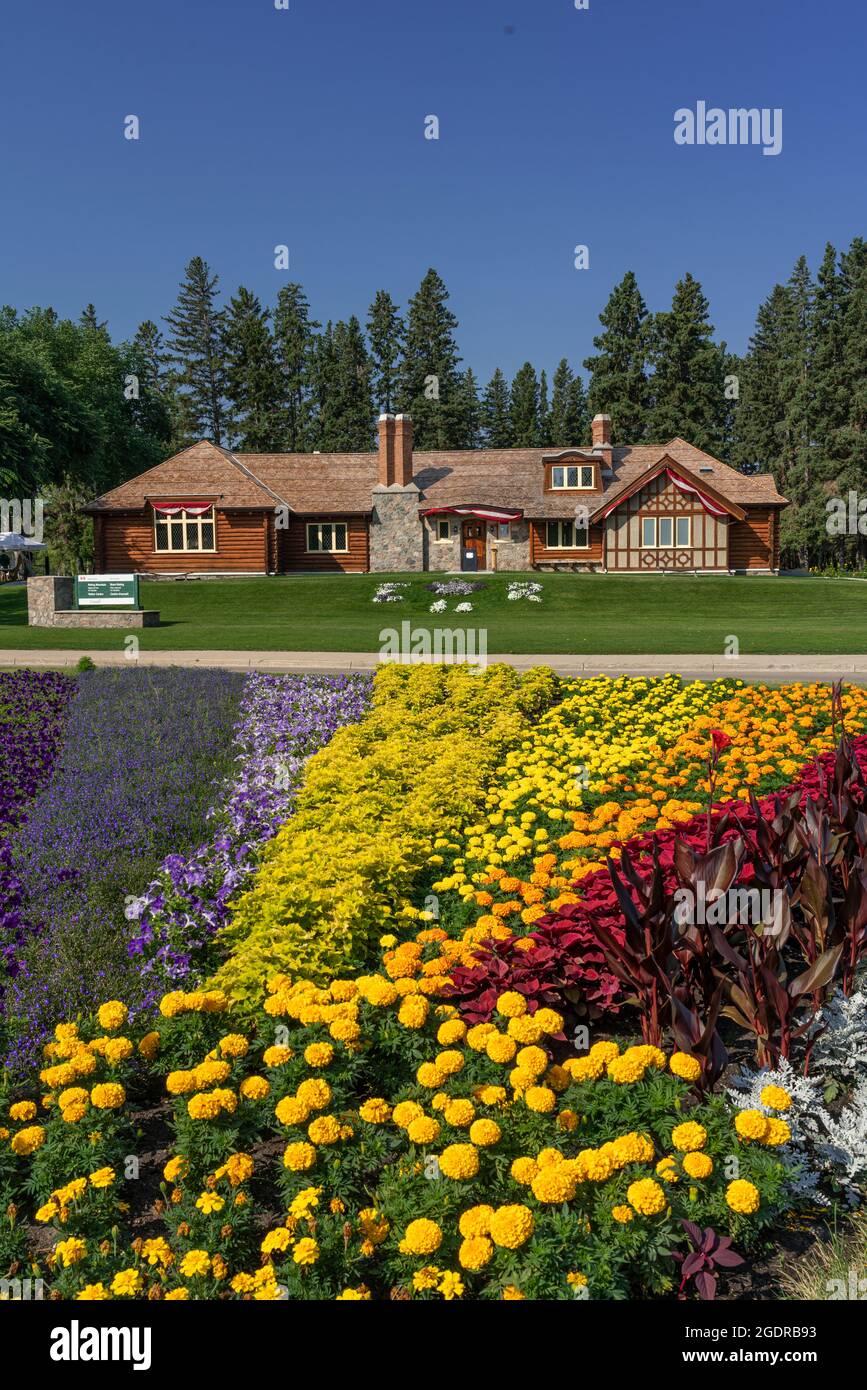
[2,0,864,380]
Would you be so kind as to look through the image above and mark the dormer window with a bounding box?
[551,464,595,490]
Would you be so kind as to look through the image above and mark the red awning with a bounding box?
[152,501,214,516]
[420,505,523,522]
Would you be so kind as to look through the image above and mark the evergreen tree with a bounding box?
[549,358,590,445]
[312,317,373,451]
[454,367,482,448]
[222,288,282,451]
[647,273,725,452]
[128,320,173,449]
[830,239,867,567]
[79,304,109,338]
[366,290,404,413]
[481,368,513,447]
[163,257,227,445]
[583,271,651,441]
[538,369,550,445]
[510,362,540,445]
[273,283,320,451]
[396,268,463,449]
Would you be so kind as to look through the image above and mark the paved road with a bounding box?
[3,650,867,683]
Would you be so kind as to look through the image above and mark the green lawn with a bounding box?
[0,573,864,653]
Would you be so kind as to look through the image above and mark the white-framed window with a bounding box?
[154,506,216,553]
[641,515,692,549]
[545,519,589,550]
[434,518,452,542]
[551,464,595,490]
[497,522,511,540]
[306,520,349,553]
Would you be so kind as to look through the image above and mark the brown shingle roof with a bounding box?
[86,436,787,518]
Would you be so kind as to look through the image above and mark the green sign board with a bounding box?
[75,574,141,610]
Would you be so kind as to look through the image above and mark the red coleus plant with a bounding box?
[669,1220,745,1300]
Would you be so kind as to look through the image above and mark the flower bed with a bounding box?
[2,669,244,1070]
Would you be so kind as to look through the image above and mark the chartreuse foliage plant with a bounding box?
[0,978,793,1301]
[212,664,560,1002]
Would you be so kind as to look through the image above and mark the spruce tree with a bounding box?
[647,273,725,452]
[455,367,482,448]
[481,369,513,447]
[128,320,173,448]
[550,359,591,445]
[273,283,320,451]
[510,362,540,446]
[396,268,463,449]
[313,318,373,451]
[583,271,651,441]
[222,287,282,451]
[79,304,109,338]
[163,256,227,445]
[538,369,550,445]
[366,290,404,413]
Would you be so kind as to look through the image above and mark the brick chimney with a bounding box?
[394,414,414,486]
[378,413,396,486]
[591,413,612,448]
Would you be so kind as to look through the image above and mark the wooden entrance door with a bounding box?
[461,520,487,570]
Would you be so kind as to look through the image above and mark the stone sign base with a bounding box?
[27,577,160,629]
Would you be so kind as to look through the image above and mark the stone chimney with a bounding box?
[378,413,396,486]
[394,414,414,486]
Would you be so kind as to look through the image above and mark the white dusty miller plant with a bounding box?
[805,982,867,1089]
[727,1042,867,1206]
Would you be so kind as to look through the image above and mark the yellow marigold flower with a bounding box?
[283,1142,317,1172]
[416,1062,445,1088]
[163,1155,188,1184]
[564,1055,603,1082]
[398,997,429,1030]
[760,1084,792,1112]
[735,1109,770,1142]
[180,1250,211,1278]
[111,1268,143,1297]
[435,1049,464,1076]
[336,1287,370,1300]
[307,1115,342,1146]
[485,1034,518,1064]
[683,1151,713,1179]
[138,1031,160,1061]
[763,1117,791,1146]
[303,1043,335,1069]
[35,1199,59,1223]
[438,1144,480,1180]
[10,1125,45,1156]
[141,1238,173,1266]
[55,1236,87,1267]
[392,1100,425,1129]
[612,1204,634,1224]
[671,1121,707,1152]
[516,1046,548,1078]
[58,1087,88,1110]
[329,1018,361,1043]
[458,1205,495,1237]
[262,1045,294,1068]
[489,1204,535,1249]
[589,1040,619,1063]
[399,1218,442,1255]
[496,991,527,1018]
[412,1266,442,1291]
[510,1156,539,1185]
[296,1078,331,1111]
[358,1207,389,1244]
[524,1085,556,1114]
[238,1075,269,1102]
[359,1098,391,1124]
[289,1186,323,1218]
[533,1008,564,1034]
[459,1235,494,1270]
[567,1271,588,1287]
[261,1226,293,1255]
[532,1166,578,1203]
[9,1101,37,1122]
[76,1283,110,1300]
[196,1191,225,1214]
[726,1179,760,1214]
[274,1095,310,1127]
[502,1285,525,1300]
[165,1287,189,1300]
[669,1051,702,1082]
[632,1044,666,1070]
[476,1084,507,1106]
[656,1156,679,1184]
[407,1115,441,1145]
[443,1099,475,1127]
[606,1054,646,1084]
[627,1178,667,1216]
[469,1119,501,1147]
[89,1166,115,1189]
[437,1019,467,1046]
[438,1271,464,1301]
[506,1015,545,1043]
[103,1038,133,1065]
[536,1146,564,1167]
[90,1083,125,1111]
[97,1001,128,1032]
[466,1023,498,1051]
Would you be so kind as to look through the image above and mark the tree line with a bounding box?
[1,243,865,568]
